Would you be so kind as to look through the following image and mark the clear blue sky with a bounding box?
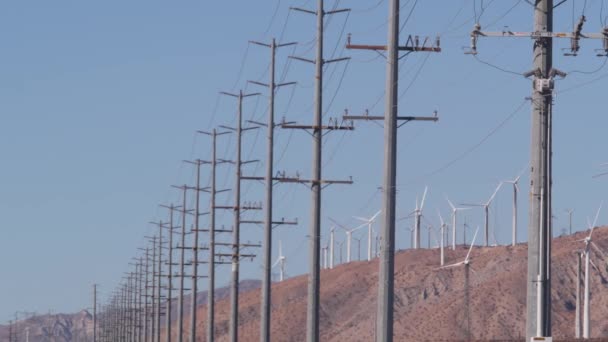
[2,0,607,322]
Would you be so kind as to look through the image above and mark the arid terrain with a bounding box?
[178,227,608,341]
[3,228,608,341]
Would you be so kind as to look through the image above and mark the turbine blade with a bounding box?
[328,217,350,232]
[420,186,428,210]
[465,226,481,263]
[439,261,465,269]
[446,196,456,210]
[487,182,503,205]
[353,216,369,222]
[590,201,603,239]
[370,210,382,221]
[437,209,444,226]
[591,241,607,259]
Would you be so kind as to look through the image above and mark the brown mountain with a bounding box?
[0,310,92,342]
[173,227,608,341]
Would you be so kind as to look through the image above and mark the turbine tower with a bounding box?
[446,196,470,250]
[461,183,502,247]
[272,240,287,282]
[502,169,524,246]
[439,226,480,341]
[329,218,366,263]
[438,211,447,266]
[353,210,382,261]
[580,203,603,339]
[329,226,335,269]
[413,187,428,249]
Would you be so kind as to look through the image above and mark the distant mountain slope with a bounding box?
[179,227,608,341]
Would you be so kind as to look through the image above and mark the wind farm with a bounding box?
[3,1,608,342]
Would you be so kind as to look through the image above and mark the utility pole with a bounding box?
[344,1,440,340]
[196,128,231,342]
[182,159,211,342]
[170,185,191,342]
[138,247,150,342]
[217,90,262,342]
[145,235,158,342]
[93,284,98,342]
[159,204,181,342]
[152,223,164,342]
[466,5,608,340]
[283,2,353,341]
[247,37,298,342]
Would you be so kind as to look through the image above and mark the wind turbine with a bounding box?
[329,218,366,263]
[579,203,603,339]
[502,169,524,246]
[438,211,447,266]
[461,183,502,247]
[272,240,286,282]
[329,226,335,269]
[413,186,428,249]
[446,196,471,250]
[439,226,480,340]
[565,209,574,235]
[322,244,328,269]
[353,210,382,261]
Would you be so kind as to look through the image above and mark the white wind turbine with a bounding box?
[438,211,448,266]
[579,203,603,339]
[461,183,502,247]
[446,196,471,250]
[272,240,286,282]
[413,186,429,249]
[502,169,524,246]
[329,226,335,269]
[438,226,481,340]
[329,218,366,263]
[353,210,382,261]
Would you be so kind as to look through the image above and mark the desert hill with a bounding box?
[175,227,608,341]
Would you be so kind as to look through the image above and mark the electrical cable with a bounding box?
[416,99,527,181]
[567,57,608,75]
[473,54,522,76]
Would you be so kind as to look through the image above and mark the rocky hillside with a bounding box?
[176,227,608,341]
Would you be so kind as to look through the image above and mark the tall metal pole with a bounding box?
[166,207,175,342]
[178,187,187,342]
[306,1,324,340]
[156,226,163,342]
[143,248,149,342]
[575,252,582,338]
[583,248,590,338]
[329,229,334,269]
[512,183,518,246]
[93,284,97,342]
[259,38,277,342]
[526,0,553,338]
[150,238,157,342]
[190,162,202,342]
[377,0,399,340]
[207,130,218,342]
[229,91,244,342]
